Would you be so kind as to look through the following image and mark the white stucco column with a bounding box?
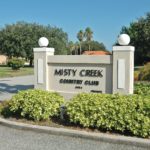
[112,34,135,94]
[33,37,55,90]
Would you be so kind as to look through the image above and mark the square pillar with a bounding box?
[33,47,55,90]
[112,46,135,94]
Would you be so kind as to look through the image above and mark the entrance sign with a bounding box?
[34,36,135,99]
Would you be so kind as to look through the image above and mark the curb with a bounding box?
[0,117,149,148]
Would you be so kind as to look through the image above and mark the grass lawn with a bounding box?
[0,66,34,78]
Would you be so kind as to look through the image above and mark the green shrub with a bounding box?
[0,103,2,114]
[134,82,150,95]
[0,101,9,113]
[7,58,24,70]
[8,89,64,121]
[138,63,150,81]
[0,101,12,117]
[66,93,150,137]
[134,71,140,81]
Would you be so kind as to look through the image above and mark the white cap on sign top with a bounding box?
[38,37,49,47]
[118,34,130,46]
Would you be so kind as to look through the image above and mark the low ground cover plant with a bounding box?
[66,93,150,137]
[0,83,150,138]
[134,82,150,95]
[1,89,64,121]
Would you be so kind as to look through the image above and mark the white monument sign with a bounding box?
[34,35,135,99]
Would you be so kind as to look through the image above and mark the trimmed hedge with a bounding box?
[0,87,150,138]
[7,89,64,121]
[66,93,150,137]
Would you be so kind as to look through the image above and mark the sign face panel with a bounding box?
[37,59,44,84]
[117,59,125,89]
[48,64,112,95]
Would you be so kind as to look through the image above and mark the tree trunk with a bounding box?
[29,59,33,67]
[79,43,82,55]
[88,43,90,51]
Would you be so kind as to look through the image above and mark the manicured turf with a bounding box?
[0,66,33,78]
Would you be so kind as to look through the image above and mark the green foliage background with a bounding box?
[120,13,150,65]
[0,22,69,65]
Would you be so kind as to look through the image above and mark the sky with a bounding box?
[0,0,149,50]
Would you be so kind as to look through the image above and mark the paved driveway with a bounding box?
[0,125,148,150]
[0,75,34,101]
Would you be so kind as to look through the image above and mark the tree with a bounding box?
[67,41,75,55]
[81,41,106,52]
[71,40,107,54]
[84,27,93,51]
[0,22,69,66]
[77,30,84,54]
[120,13,150,65]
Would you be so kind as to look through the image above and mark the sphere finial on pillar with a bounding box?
[38,37,49,47]
[118,34,130,46]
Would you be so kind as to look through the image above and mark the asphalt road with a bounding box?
[0,125,148,150]
[0,75,34,101]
